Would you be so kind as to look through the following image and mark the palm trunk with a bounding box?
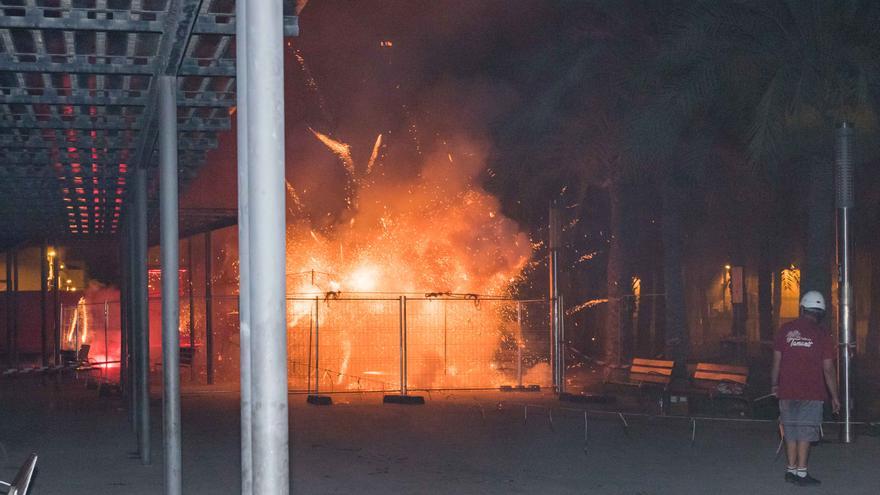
[603,179,625,366]
[802,158,834,299]
[662,182,688,363]
[867,241,880,359]
[635,269,655,357]
[758,244,774,342]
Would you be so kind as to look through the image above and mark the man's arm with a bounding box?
[823,358,841,414]
[771,350,781,396]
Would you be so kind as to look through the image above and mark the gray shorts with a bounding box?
[779,400,823,442]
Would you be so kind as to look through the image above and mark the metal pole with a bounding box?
[205,231,214,385]
[399,296,406,395]
[12,248,19,367]
[549,203,561,392]
[127,215,138,430]
[835,121,855,443]
[133,165,151,465]
[235,1,253,487]
[559,293,565,394]
[40,241,48,367]
[103,301,109,378]
[159,74,182,492]
[120,233,128,396]
[314,297,320,395]
[53,253,60,365]
[516,301,523,388]
[5,250,12,366]
[187,238,195,382]
[246,0,289,491]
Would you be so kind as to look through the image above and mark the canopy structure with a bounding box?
[0,0,298,248]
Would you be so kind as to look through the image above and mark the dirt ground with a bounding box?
[1,379,878,494]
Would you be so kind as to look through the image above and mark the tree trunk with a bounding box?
[603,178,625,366]
[867,242,880,359]
[758,249,774,342]
[635,269,654,357]
[802,158,834,299]
[662,182,688,363]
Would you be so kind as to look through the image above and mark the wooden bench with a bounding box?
[604,358,675,413]
[686,362,751,415]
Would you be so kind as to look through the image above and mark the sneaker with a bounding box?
[784,472,799,483]
[796,473,822,486]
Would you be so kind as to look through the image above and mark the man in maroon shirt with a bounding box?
[771,291,841,486]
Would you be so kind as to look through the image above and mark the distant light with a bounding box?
[724,264,731,270]
[379,40,393,47]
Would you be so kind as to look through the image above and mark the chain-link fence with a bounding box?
[63,295,551,392]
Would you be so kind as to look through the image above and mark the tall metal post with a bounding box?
[133,165,151,464]
[548,203,561,392]
[559,293,565,393]
[12,248,18,367]
[245,0,289,491]
[40,241,49,367]
[127,215,138,430]
[399,296,407,395]
[120,233,128,396]
[159,75,182,492]
[314,297,320,395]
[516,301,523,388]
[5,250,12,366]
[235,0,253,487]
[204,231,214,385]
[835,122,855,443]
[53,253,60,365]
[187,238,195,382]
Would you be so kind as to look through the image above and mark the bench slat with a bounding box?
[632,358,674,368]
[631,366,672,376]
[693,371,748,384]
[696,363,748,375]
[630,373,671,385]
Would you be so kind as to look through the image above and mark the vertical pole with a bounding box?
[127,215,138,430]
[205,231,214,385]
[235,0,253,486]
[559,293,565,394]
[40,241,49,367]
[133,165,151,465]
[103,301,109,377]
[314,297,320,395]
[159,74,182,492]
[516,301,523,388]
[53,252,61,365]
[5,250,12,366]
[120,234,128,395]
[835,122,855,443]
[401,296,408,395]
[549,203,561,392]
[246,0,289,491]
[12,248,19,367]
[187,238,195,382]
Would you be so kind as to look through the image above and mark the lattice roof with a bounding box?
[0,0,298,247]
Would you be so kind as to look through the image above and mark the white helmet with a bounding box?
[800,291,826,311]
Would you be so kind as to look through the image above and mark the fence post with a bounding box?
[306,297,331,405]
[517,301,523,388]
[104,301,109,379]
[314,297,320,396]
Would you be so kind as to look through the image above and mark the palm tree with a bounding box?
[636,0,880,303]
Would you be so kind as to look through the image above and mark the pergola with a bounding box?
[0,1,296,493]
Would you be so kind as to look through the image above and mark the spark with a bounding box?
[309,127,355,175]
[577,251,598,263]
[366,134,383,175]
[566,298,609,316]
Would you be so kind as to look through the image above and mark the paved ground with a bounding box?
[1,379,878,494]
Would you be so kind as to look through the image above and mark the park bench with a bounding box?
[0,452,38,495]
[684,362,751,416]
[603,358,674,413]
